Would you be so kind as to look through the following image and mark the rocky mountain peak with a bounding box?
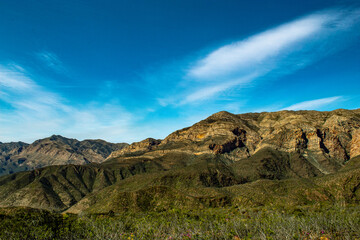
[49,134,70,141]
[106,109,360,175]
[208,110,236,119]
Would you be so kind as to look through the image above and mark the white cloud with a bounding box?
[0,65,35,90]
[281,96,342,110]
[188,14,327,80]
[0,64,135,143]
[175,8,360,105]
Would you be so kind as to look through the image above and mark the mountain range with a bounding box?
[0,135,128,176]
[0,109,359,213]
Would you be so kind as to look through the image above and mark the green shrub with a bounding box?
[1,206,360,239]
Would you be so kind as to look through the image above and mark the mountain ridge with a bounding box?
[108,108,360,173]
[0,108,360,213]
[0,135,128,176]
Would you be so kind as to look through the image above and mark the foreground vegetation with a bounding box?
[1,205,359,240]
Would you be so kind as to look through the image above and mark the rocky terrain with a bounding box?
[0,109,359,213]
[0,135,128,176]
[110,109,360,174]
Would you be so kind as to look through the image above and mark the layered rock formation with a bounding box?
[0,135,128,176]
[109,109,360,175]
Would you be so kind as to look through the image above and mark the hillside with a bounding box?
[110,109,360,172]
[0,135,128,176]
[0,109,360,213]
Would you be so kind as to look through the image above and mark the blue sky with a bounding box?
[0,0,360,143]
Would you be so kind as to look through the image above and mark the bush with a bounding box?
[1,206,360,239]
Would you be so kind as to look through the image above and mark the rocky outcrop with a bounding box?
[0,135,128,176]
[107,109,360,175]
[350,129,360,159]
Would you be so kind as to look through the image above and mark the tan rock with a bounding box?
[351,129,360,158]
[108,109,360,175]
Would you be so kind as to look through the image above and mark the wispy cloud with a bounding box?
[180,73,258,104]
[36,51,67,74]
[0,63,137,143]
[188,14,327,80]
[0,64,35,90]
[157,8,360,106]
[281,96,342,110]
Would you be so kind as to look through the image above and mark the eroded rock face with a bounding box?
[108,109,360,174]
[351,129,360,158]
[0,135,128,176]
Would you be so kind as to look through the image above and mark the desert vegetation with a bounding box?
[1,205,359,240]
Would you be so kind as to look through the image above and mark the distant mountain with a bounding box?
[0,135,128,176]
[0,109,359,213]
[0,141,29,175]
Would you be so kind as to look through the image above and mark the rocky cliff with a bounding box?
[109,109,360,175]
